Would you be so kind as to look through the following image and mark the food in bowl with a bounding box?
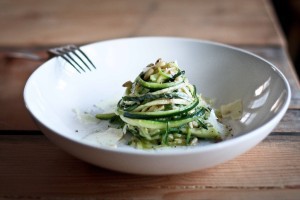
[23,37,291,174]
[96,58,242,149]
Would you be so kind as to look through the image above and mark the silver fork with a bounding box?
[48,44,96,73]
[4,44,96,73]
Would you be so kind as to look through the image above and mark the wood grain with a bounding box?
[0,0,299,198]
[1,189,300,200]
[273,109,300,132]
[0,46,298,131]
[0,134,299,198]
[0,0,285,47]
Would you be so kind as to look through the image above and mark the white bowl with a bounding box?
[24,37,291,175]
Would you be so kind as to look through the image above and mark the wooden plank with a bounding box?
[1,189,300,200]
[134,0,286,46]
[0,134,299,197]
[274,109,300,132]
[0,52,39,130]
[0,0,284,47]
[0,46,299,131]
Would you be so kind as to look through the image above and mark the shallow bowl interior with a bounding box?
[24,37,291,174]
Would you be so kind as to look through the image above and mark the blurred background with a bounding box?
[272,0,300,78]
[0,0,299,79]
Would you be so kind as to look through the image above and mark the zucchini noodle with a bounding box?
[96,59,230,149]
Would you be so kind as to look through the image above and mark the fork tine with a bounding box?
[66,47,91,71]
[71,45,96,69]
[56,55,81,74]
[48,44,96,73]
[63,52,86,73]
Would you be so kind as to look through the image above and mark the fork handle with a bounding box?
[4,51,48,61]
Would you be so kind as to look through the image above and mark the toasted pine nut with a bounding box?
[190,137,198,145]
[143,68,154,80]
[122,81,132,88]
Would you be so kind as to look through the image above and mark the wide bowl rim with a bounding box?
[23,36,292,156]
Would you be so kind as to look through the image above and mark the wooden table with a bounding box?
[1,0,300,199]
